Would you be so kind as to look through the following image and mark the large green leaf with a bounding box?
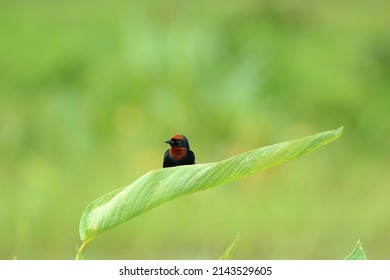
[78,127,343,254]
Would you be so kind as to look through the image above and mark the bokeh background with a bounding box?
[1,0,389,259]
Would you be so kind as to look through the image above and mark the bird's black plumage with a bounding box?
[163,134,195,168]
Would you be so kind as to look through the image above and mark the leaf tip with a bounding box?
[345,239,367,260]
[336,126,344,136]
[219,232,241,260]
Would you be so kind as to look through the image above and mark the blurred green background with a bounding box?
[1,0,389,259]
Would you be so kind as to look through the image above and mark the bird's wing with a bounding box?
[189,150,195,164]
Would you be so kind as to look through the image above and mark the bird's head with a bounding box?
[165,134,190,149]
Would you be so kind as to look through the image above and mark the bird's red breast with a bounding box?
[169,146,187,160]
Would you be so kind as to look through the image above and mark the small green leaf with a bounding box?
[79,127,343,248]
[345,239,367,260]
[219,232,241,260]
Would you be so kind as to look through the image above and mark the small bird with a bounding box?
[163,134,195,168]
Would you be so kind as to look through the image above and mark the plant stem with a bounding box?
[76,240,90,260]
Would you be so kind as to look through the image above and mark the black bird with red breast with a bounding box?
[163,134,195,168]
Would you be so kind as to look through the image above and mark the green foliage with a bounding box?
[2,0,390,259]
[219,233,241,260]
[345,239,367,260]
[77,127,342,258]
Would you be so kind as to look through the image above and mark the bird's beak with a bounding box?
[165,139,174,145]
